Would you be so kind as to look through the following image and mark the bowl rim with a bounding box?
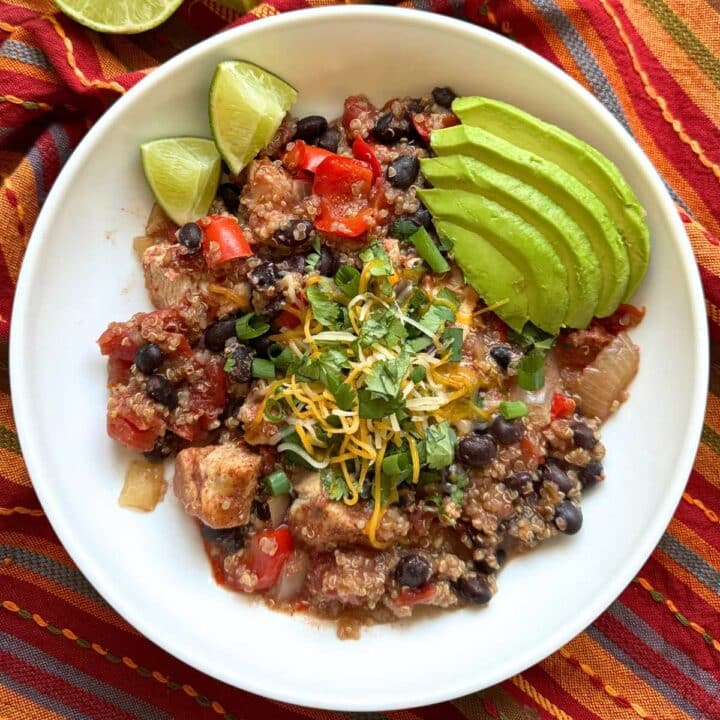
[9,5,709,710]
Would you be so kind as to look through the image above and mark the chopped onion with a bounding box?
[577,332,639,421]
[509,353,560,424]
[268,494,292,529]
[145,203,171,236]
[267,550,309,602]
[119,461,166,512]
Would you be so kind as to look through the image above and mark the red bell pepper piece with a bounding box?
[241,526,294,591]
[395,584,436,606]
[351,136,382,180]
[411,112,460,143]
[198,215,252,268]
[550,393,576,420]
[313,155,374,238]
[283,140,335,173]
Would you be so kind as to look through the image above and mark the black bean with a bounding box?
[579,459,604,488]
[387,155,420,189]
[279,254,307,275]
[506,470,534,492]
[432,86,457,108]
[458,434,497,468]
[540,459,574,493]
[199,524,246,555]
[247,262,278,290]
[253,500,271,521]
[178,222,202,253]
[475,549,506,575]
[489,344,512,370]
[143,432,179,463]
[224,343,253,384]
[554,501,583,534]
[411,205,432,229]
[273,218,315,248]
[134,342,163,374]
[146,374,177,409]
[317,126,340,153]
[455,574,492,604]
[472,421,490,435]
[204,318,237,352]
[295,115,328,142]
[408,98,424,113]
[490,415,525,445]
[251,335,275,358]
[315,245,339,277]
[572,422,597,450]
[219,182,241,214]
[395,554,431,588]
[373,112,412,144]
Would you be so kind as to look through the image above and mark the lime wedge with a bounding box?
[55,0,183,34]
[210,60,297,174]
[140,138,221,226]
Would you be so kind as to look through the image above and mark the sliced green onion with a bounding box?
[517,349,546,391]
[409,366,426,383]
[382,452,411,477]
[311,331,357,343]
[265,469,291,496]
[499,400,529,420]
[334,266,360,298]
[268,343,293,368]
[235,312,270,340]
[441,327,463,362]
[252,358,276,379]
[263,398,285,423]
[409,227,450,274]
[390,218,420,240]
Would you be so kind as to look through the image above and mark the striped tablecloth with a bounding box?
[1,1,719,718]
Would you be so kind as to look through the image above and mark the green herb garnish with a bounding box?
[265,469,290,496]
[516,349,546,391]
[235,312,270,341]
[251,358,275,379]
[499,400,529,420]
[409,226,450,274]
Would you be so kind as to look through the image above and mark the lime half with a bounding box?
[140,138,221,226]
[55,0,183,34]
[210,60,297,174]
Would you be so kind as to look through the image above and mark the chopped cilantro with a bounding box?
[441,327,463,362]
[306,283,341,327]
[389,218,420,240]
[359,242,392,276]
[358,390,405,419]
[321,468,349,501]
[425,420,457,470]
[508,323,556,352]
[359,307,407,348]
[334,266,360,298]
[437,288,460,308]
[409,366,426,384]
[365,350,411,398]
[325,374,357,411]
[420,303,455,334]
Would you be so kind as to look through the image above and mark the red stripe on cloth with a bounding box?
[402,700,468,720]
[593,611,720,718]
[0,650,138,720]
[578,0,720,222]
[699,266,720,308]
[0,246,15,338]
[621,583,720,682]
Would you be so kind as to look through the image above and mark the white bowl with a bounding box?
[10,6,707,710]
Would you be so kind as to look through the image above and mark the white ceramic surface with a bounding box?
[10,7,708,711]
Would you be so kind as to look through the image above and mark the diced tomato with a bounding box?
[198,215,252,268]
[395,584,436,606]
[98,323,143,362]
[521,436,543,464]
[550,393,576,420]
[169,356,226,441]
[555,323,614,368]
[242,526,294,591]
[597,304,645,335]
[342,95,377,138]
[107,356,133,386]
[166,221,179,243]
[275,309,302,329]
[351,136,382,180]
[313,155,374,238]
[283,140,335,173]
[411,112,459,143]
[107,399,165,453]
[484,312,508,342]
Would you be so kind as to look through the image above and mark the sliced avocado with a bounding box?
[453,96,649,300]
[419,188,568,334]
[433,220,529,332]
[421,154,601,329]
[430,124,629,317]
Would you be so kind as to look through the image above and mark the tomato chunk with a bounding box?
[242,527,294,591]
[199,215,252,268]
[411,112,459,143]
[597,304,645,335]
[396,584,436,606]
[313,155,374,238]
[351,136,382,180]
[550,393,576,420]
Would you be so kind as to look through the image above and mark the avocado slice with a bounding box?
[432,220,529,332]
[421,154,601,329]
[420,188,568,334]
[430,124,629,317]
[453,96,649,301]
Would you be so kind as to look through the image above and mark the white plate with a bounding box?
[10,7,707,711]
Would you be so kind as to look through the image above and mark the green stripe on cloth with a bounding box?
[0,425,21,454]
[701,424,720,455]
[642,0,720,87]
